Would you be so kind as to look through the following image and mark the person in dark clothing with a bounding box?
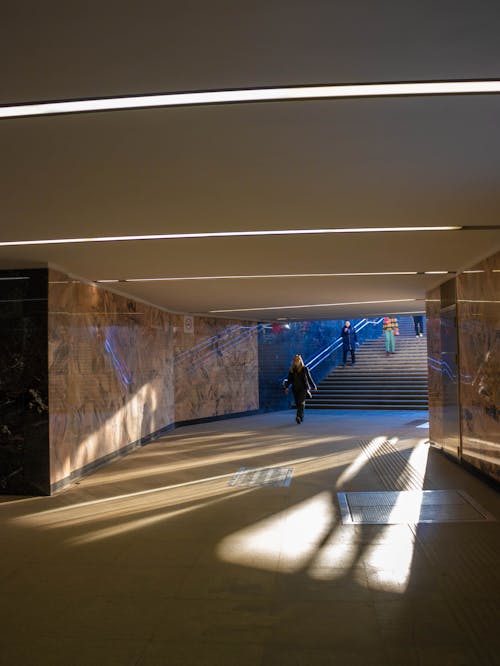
[340,321,358,366]
[284,354,317,424]
[413,315,424,337]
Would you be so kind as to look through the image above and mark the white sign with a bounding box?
[183,315,194,334]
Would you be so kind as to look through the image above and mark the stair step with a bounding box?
[312,388,427,400]
[308,403,428,411]
[309,328,429,410]
[310,398,428,403]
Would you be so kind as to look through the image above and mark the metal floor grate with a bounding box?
[337,490,495,524]
[228,466,293,487]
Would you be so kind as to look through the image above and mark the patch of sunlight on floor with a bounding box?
[217,492,335,572]
[336,436,386,487]
[361,526,416,592]
[67,505,196,545]
[65,489,252,546]
[308,527,360,579]
[358,440,429,593]
[15,471,243,529]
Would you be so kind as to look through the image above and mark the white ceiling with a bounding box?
[1,2,499,321]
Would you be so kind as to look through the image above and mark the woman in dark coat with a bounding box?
[284,354,317,424]
[340,320,358,366]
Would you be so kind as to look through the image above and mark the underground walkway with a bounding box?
[1,410,499,666]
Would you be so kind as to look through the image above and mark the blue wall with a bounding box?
[258,318,384,412]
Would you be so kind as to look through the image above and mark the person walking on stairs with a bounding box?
[340,320,359,366]
[413,315,424,337]
[284,354,317,424]
[383,316,399,356]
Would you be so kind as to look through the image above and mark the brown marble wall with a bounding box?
[48,269,174,490]
[457,251,500,481]
[173,315,259,423]
[426,286,443,448]
[426,250,500,483]
[48,270,259,491]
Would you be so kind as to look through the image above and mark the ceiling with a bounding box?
[1,2,500,321]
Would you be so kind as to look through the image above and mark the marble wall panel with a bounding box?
[426,286,444,448]
[48,269,174,489]
[457,251,500,481]
[0,269,50,495]
[173,315,259,423]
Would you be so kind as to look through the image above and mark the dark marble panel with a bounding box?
[0,268,50,495]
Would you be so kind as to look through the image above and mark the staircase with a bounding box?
[308,320,428,410]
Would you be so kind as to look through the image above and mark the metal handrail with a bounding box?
[306,317,383,371]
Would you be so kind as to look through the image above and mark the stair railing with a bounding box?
[306,317,384,371]
[280,317,384,388]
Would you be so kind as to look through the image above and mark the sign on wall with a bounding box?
[183,315,194,334]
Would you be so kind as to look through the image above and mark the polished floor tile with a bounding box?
[1,409,499,666]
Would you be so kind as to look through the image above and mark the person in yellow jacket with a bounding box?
[383,316,399,355]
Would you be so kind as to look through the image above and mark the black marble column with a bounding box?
[0,268,50,495]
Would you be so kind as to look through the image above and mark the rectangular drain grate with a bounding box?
[337,490,495,524]
[228,466,293,487]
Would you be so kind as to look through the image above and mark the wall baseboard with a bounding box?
[50,408,260,494]
[175,409,260,429]
[432,444,500,492]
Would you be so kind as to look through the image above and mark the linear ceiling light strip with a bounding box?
[0,227,462,248]
[210,299,418,313]
[1,80,500,119]
[97,271,420,283]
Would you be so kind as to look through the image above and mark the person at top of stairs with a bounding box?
[383,316,399,356]
[413,315,424,337]
[340,320,359,367]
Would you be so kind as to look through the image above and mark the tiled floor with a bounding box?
[1,410,499,665]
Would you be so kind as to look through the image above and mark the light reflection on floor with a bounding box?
[12,415,429,595]
[217,439,430,593]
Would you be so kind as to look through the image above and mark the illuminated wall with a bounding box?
[457,253,500,481]
[0,268,259,495]
[173,315,259,424]
[48,270,259,492]
[426,250,500,482]
[48,268,175,492]
[426,285,444,449]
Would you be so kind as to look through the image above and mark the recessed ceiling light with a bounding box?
[0,227,462,247]
[116,271,420,282]
[210,299,417,313]
[458,299,500,303]
[0,276,29,280]
[424,271,450,275]
[1,80,500,119]
[384,310,427,315]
